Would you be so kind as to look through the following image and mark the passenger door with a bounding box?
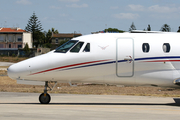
[116,38,134,77]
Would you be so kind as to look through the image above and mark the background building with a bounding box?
[0,27,32,49]
[51,33,82,44]
[50,33,82,50]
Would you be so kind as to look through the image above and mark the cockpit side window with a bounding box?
[55,40,78,53]
[70,42,84,53]
[83,43,90,52]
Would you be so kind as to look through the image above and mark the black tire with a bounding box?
[39,93,51,104]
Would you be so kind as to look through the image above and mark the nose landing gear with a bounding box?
[39,81,57,104]
[39,93,51,104]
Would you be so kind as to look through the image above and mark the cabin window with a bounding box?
[55,40,78,53]
[70,42,84,53]
[142,43,150,53]
[163,43,170,53]
[83,43,90,52]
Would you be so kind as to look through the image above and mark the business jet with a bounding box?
[7,31,180,104]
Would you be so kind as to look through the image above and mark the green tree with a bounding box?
[37,31,46,46]
[104,28,124,33]
[51,28,59,34]
[160,24,171,32]
[46,28,59,43]
[177,26,180,32]
[129,22,136,31]
[147,24,151,31]
[25,12,43,48]
[42,28,59,48]
[23,43,30,57]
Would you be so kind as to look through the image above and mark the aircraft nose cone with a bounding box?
[7,65,18,80]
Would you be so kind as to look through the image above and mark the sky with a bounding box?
[1,0,180,35]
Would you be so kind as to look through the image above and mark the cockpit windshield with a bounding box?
[70,42,84,53]
[55,40,78,53]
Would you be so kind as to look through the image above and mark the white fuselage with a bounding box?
[7,33,180,88]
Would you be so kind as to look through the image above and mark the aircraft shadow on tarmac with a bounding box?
[1,98,180,106]
[0,102,180,106]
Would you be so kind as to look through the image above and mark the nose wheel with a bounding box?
[39,93,51,104]
[39,81,57,104]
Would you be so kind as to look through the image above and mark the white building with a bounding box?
[0,27,32,49]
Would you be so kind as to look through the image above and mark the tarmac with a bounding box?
[0,92,180,120]
[0,62,13,71]
[0,62,13,67]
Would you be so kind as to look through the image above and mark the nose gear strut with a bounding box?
[39,81,57,104]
